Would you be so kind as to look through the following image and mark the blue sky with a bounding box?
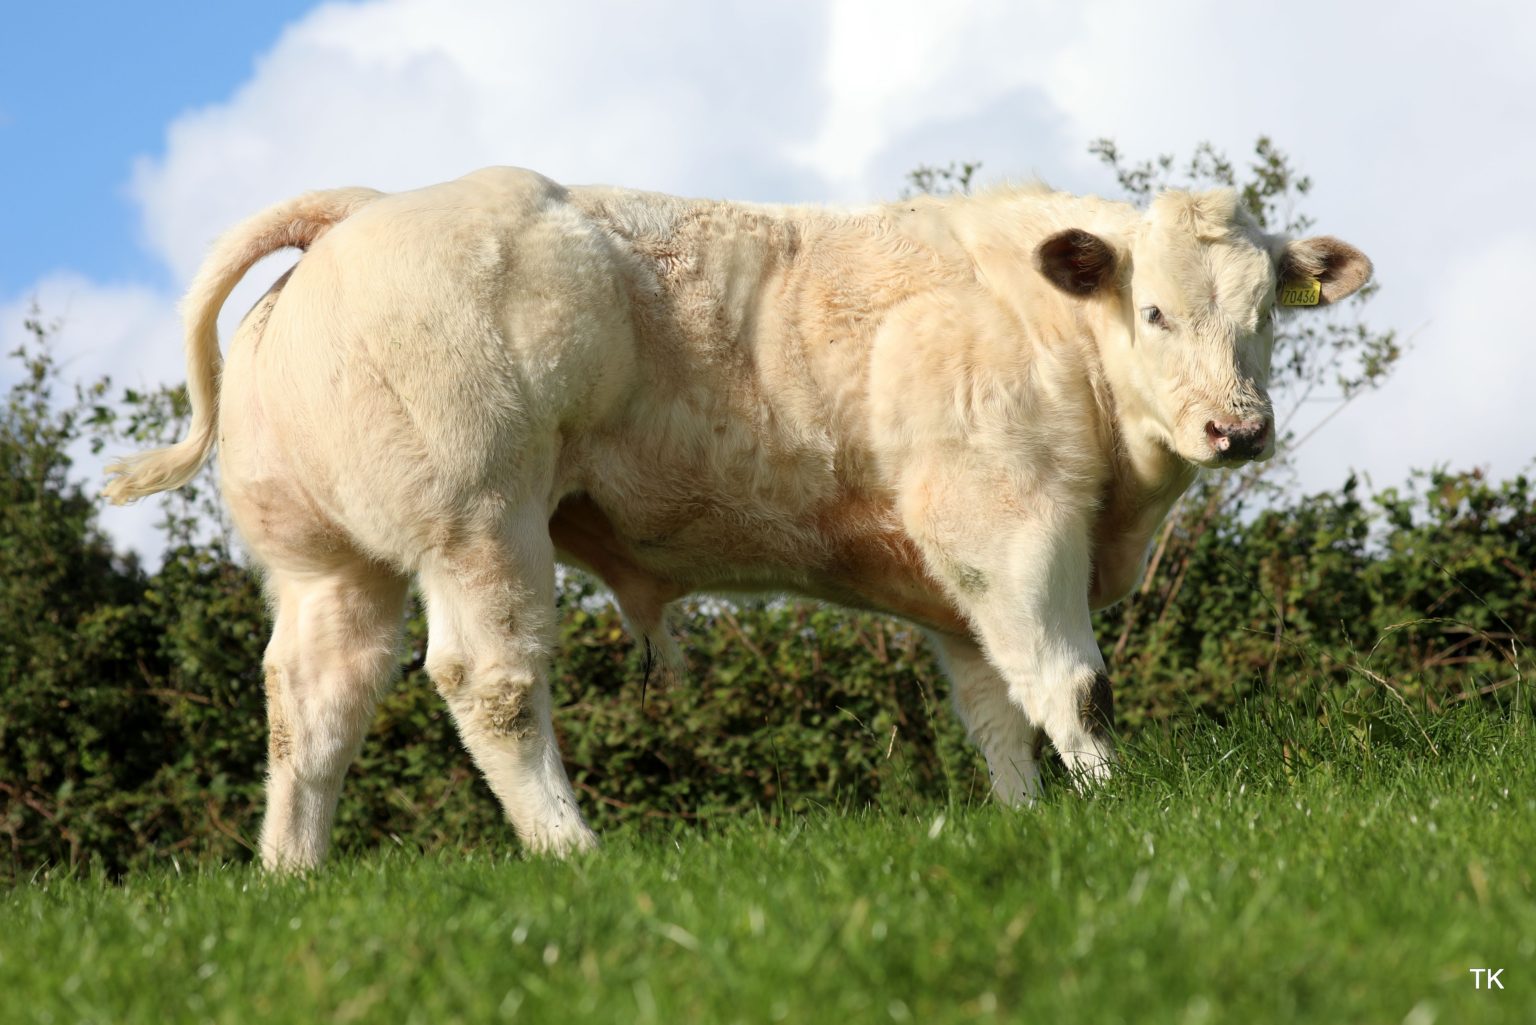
[1,3,317,293]
[2,0,1533,561]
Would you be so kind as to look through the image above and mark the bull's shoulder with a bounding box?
[865,279,1106,472]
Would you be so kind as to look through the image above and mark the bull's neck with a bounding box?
[1082,323,1198,509]
[1077,335,1197,607]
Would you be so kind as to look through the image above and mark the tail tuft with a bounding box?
[102,422,215,504]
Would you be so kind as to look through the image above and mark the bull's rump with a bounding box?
[216,168,638,568]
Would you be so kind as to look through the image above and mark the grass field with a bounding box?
[5,699,1533,1024]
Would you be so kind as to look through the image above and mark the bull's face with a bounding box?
[1035,189,1372,469]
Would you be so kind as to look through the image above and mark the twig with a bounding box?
[204,798,257,853]
[718,607,768,666]
[133,688,213,706]
[1445,677,1525,706]
[0,781,54,822]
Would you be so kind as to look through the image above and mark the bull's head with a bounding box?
[1035,188,1372,468]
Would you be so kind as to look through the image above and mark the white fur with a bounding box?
[105,167,1370,868]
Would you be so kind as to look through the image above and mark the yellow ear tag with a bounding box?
[1278,278,1321,307]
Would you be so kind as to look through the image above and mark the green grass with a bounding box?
[5,700,1534,1024]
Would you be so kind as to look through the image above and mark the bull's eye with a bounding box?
[1141,306,1168,330]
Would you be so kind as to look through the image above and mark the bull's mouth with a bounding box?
[1203,417,1272,464]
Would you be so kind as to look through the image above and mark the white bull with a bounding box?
[105,168,1371,869]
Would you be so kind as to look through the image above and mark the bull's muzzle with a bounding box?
[1205,417,1270,462]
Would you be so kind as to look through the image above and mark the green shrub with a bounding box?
[1097,471,1534,727]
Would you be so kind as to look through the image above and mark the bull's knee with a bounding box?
[433,659,541,741]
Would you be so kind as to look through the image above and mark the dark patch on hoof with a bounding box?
[1081,671,1115,737]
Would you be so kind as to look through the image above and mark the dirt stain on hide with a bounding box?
[481,680,537,740]
[264,665,293,764]
[431,661,466,698]
[948,561,988,596]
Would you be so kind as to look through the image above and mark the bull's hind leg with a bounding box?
[929,632,1043,805]
[259,561,408,870]
[420,506,597,856]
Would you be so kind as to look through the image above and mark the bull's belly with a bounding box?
[547,493,969,635]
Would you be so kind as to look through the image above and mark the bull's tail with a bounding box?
[103,186,383,504]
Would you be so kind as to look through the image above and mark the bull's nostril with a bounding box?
[1205,421,1230,452]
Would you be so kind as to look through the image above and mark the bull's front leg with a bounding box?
[928,630,1045,804]
[912,488,1116,786]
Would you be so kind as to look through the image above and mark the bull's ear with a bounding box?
[1278,236,1373,305]
[1035,229,1118,296]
